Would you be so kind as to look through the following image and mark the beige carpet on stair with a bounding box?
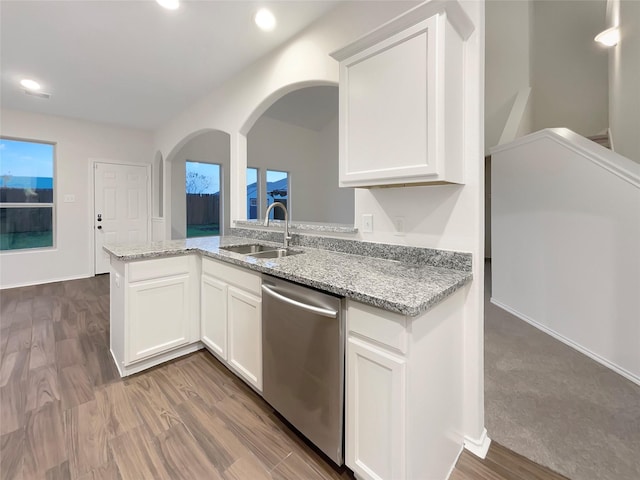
[484,261,640,480]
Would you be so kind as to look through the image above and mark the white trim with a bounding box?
[489,128,640,188]
[151,217,165,241]
[446,445,465,479]
[329,0,474,61]
[0,273,92,290]
[491,297,640,387]
[112,342,204,377]
[608,127,615,152]
[498,87,531,146]
[464,428,491,459]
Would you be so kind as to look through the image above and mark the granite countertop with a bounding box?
[234,219,358,234]
[103,235,472,317]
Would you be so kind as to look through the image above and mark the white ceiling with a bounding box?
[0,0,341,131]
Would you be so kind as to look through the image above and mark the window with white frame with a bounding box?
[246,167,258,219]
[0,138,55,251]
[185,160,221,237]
[266,169,288,220]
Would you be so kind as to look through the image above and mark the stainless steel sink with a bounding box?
[220,244,303,259]
[249,248,303,259]
[220,244,274,254]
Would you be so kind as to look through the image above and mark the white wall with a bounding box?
[485,0,610,259]
[153,0,486,454]
[169,130,230,239]
[608,0,640,163]
[485,0,532,153]
[0,109,153,288]
[485,0,611,150]
[484,1,533,259]
[531,0,609,136]
[491,129,640,383]
[155,2,420,223]
[317,116,354,224]
[355,1,486,451]
[247,115,353,224]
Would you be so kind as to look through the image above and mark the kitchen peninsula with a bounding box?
[105,231,472,317]
[104,228,472,480]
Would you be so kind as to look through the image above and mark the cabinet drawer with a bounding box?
[347,300,408,354]
[128,255,190,283]
[203,257,261,295]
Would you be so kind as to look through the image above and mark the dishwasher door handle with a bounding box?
[261,284,338,318]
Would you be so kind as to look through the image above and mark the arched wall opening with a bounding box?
[164,129,231,240]
[237,80,354,225]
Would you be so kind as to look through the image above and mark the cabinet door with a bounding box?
[128,274,190,363]
[346,336,406,480]
[338,16,440,188]
[201,274,228,360]
[227,286,262,392]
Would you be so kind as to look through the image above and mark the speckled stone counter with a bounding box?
[234,219,358,234]
[103,234,472,317]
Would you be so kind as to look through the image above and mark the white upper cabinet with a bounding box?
[331,1,474,188]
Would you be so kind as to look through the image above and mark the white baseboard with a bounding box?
[446,444,466,480]
[464,428,491,459]
[491,297,640,387]
[112,342,204,377]
[0,273,93,290]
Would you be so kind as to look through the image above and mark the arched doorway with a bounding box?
[164,129,231,239]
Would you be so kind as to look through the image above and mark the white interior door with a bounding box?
[94,162,149,274]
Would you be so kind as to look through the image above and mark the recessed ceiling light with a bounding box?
[254,8,276,31]
[156,0,179,10]
[20,78,41,91]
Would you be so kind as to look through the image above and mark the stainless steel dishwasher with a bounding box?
[261,275,345,466]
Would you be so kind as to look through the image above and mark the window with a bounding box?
[185,161,220,237]
[266,169,288,220]
[0,138,55,251]
[246,167,258,219]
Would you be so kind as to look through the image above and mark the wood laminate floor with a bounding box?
[0,275,568,480]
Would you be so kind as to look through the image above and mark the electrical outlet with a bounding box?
[362,214,373,233]
[393,216,405,236]
[63,194,76,203]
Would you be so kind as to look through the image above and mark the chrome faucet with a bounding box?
[264,202,292,248]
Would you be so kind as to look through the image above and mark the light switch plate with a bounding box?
[362,214,373,233]
[63,194,76,203]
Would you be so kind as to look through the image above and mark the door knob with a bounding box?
[97,225,102,230]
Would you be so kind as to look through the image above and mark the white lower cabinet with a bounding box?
[347,336,406,480]
[110,254,201,376]
[201,274,228,359]
[201,257,262,392]
[227,285,262,391]
[346,291,466,480]
[110,251,466,480]
[128,274,191,362]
